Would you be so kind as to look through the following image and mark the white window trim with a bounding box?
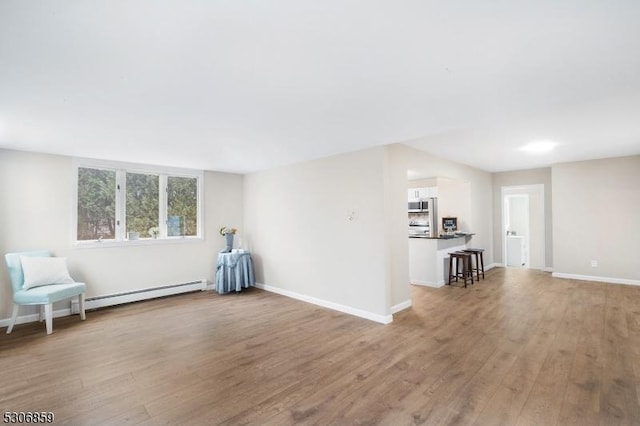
[72,158,204,248]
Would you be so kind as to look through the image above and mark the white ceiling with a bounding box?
[1,1,639,174]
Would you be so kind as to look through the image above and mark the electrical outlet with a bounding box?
[590,260,598,267]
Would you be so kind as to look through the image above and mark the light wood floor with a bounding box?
[1,268,640,425]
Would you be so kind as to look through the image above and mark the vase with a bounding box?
[221,233,234,253]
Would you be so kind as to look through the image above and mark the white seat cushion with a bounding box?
[14,282,86,304]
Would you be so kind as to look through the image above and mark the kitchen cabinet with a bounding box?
[408,188,420,201]
[408,187,437,201]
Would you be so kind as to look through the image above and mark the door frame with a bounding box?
[501,184,545,269]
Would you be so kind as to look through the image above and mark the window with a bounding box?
[167,176,198,237]
[74,160,203,245]
[126,172,159,239]
[77,167,116,241]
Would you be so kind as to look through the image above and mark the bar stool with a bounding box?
[463,248,485,281]
[448,252,474,287]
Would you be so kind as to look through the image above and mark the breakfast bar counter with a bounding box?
[408,233,474,240]
[409,234,474,287]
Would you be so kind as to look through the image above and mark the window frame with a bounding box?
[72,158,204,248]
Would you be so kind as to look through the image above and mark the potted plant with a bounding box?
[148,227,160,239]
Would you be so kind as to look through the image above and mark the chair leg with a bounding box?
[79,293,86,320]
[6,304,19,334]
[44,303,53,335]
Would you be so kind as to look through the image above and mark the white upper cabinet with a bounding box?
[408,187,438,201]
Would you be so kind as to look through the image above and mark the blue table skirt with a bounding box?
[216,252,255,294]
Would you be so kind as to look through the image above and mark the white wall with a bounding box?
[0,149,244,319]
[0,144,491,325]
[436,177,471,234]
[243,147,391,321]
[387,144,494,306]
[552,155,640,282]
[385,146,410,311]
[492,168,552,268]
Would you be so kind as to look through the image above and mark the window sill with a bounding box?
[73,236,204,249]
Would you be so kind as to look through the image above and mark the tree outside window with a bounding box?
[75,164,201,243]
[77,167,116,240]
[167,176,198,236]
[126,172,159,238]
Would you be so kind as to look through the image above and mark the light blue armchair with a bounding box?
[5,251,86,335]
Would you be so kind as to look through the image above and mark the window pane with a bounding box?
[167,176,198,236]
[77,167,116,240]
[126,173,159,238]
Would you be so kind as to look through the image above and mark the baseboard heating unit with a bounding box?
[71,280,207,314]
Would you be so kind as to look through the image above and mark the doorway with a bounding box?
[504,194,529,267]
[501,185,545,269]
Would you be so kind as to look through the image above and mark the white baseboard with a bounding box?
[0,308,73,328]
[390,300,412,314]
[552,272,640,287]
[2,280,208,329]
[487,263,553,273]
[411,280,445,288]
[254,283,393,324]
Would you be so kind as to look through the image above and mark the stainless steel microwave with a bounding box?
[408,201,428,212]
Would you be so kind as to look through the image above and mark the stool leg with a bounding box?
[453,257,457,283]
[474,252,480,281]
[470,256,474,284]
[448,256,453,285]
[480,252,485,279]
[463,257,468,288]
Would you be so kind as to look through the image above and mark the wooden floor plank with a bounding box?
[2,269,640,425]
[515,278,584,426]
[556,283,605,426]
[599,284,640,425]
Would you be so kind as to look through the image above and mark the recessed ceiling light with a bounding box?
[519,140,558,153]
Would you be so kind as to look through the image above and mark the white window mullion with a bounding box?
[197,174,203,238]
[115,170,126,241]
[159,174,168,238]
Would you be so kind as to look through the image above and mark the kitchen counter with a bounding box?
[409,233,475,240]
[409,233,474,287]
